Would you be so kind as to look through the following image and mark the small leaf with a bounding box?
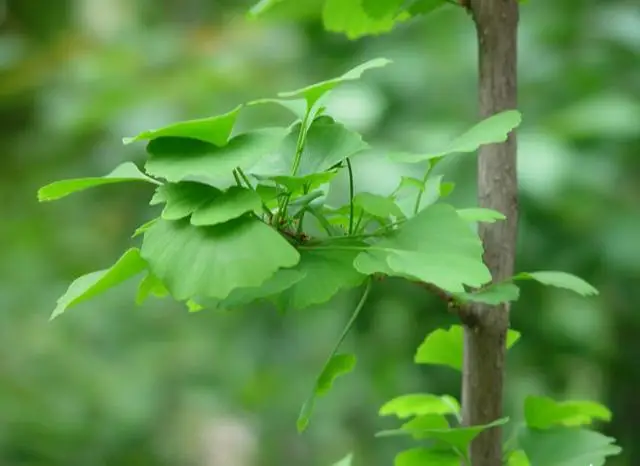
[513,271,598,296]
[145,128,288,184]
[519,427,622,466]
[404,417,509,451]
[191,186,262,226]
[507,450,530,466]
[354,204,491,293]
[155,182,222,220]
[414,325,521,371]
[390,110,522,163]
[394,447,459,466]
[123,105,242,146]
[379,394,460,419]
[454,282,520,305]
[141,217,299,301]
[51,248,147,319]
[353,192,404,219]
[298,353,356,432]
[323,0,410,39]
[136,272,169,305]
[132,218,159,238]
[524,396,612,430]
[457,208,506,223]
[278,58,391,108]
[38,162,160,202]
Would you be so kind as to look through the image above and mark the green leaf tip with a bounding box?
[414,325,521,371]
[38,162,160,202]
[123,104,242,146]
[379,393,460,419]
[278,58,391,108]
[50,248,147,320]
[390,109,522,164]
[514,271,599,296]
[297,353,357,432]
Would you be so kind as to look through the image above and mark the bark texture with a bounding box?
[462,1,519,465]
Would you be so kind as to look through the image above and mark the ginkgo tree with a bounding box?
[38,56,621,465]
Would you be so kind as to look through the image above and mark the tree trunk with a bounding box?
[462,1,519,465]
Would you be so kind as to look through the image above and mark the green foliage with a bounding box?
[414,325,521,371]
[39,59,614,464]
[37,162,160,202]
[248,0,449,39]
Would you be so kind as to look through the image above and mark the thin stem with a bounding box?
[232,169,242,187]
[307,207,336,237]
[346,157,355,235]
[236,167,254,189]
[236,166,273,221]
[412,164,431,216]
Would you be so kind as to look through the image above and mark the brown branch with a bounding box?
[462,1,520,465]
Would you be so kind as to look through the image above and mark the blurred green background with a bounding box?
[2,0,639,465]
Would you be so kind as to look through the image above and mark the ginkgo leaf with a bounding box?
[298,353,356,432]
[519,427,622,466]
[454,282,520,305]
[513,271,598,296]
[401,417,509,451]
[394,447,459,466]
[250,116,368,179]
[523,396,612,430]
[38,162,160,202]
[155,182,222,220]
[457,208,506,223]
[379,393,460,419]
[507,450,530,466]
[278,58,391,108]
[248,97,307,119]
[140,216,300,301]
[323,0,410,39]
[123,105,242,146]
[50,248,148,319]
[145,128,288,184]
[414,325,521,371]
[353,204,491,293]
[390,110,522,163]
[275,243,367,310]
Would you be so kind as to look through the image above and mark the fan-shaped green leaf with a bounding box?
[390,110,522,163]
[323,0,409,39]
[140,217,300,301]
[298,353,356,432]
[394,448,459,466]
[379,394,460,419]
[50,248,147,319]
[278,58,391,108]
[123,105,242,146]
[414,325,521,371]
[145,128,288,184]
[154,182,221,220]
[457,207,506,223]
[38,162,160,202]
[276,243,366,310]
[524,396,612,430]
[248,97,307,119]
[519,427,622,466]
[353,204,491,293]
[513,271,598,296]
[251,116,368,179]
[454,282,520,305]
